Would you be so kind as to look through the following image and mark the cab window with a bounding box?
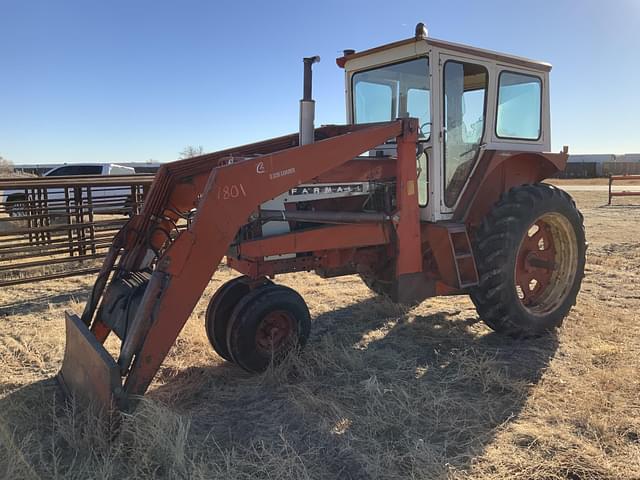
[352,57,430,139]
[496,71,542,140]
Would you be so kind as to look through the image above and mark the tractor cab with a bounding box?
[338,24,551,222]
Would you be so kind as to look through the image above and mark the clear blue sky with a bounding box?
[1,0,639,164]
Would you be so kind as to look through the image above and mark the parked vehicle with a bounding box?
[42,163,135,177]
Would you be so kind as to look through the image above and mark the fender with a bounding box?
[454,150,567,226]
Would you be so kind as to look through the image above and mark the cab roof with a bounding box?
[336,35,552,73]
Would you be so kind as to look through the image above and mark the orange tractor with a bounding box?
[60,24,586,411]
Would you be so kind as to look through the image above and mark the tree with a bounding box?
[178,145,204,159]
[0,155,14,176]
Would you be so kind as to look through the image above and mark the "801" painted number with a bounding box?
[218,183,247,200]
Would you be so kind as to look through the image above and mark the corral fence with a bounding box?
[608,174,640,205]
[0,175,154,287]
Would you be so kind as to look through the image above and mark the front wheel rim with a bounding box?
[514,212,579,316]
[255,310,296,355]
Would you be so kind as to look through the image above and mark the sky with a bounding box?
[1,0,639,164]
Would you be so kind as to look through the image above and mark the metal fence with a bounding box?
[0,175,154,287]
[608,175,640,205]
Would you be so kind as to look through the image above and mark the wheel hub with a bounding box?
[255,310,295,354]
[514,213,578,315]
[516,220,556,306]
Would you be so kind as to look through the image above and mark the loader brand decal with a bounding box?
[269,167,296,180]
[289,184,365,196]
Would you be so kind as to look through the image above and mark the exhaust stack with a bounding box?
[299,55,320,146]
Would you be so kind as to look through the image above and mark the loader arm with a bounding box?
[60,119,418,410]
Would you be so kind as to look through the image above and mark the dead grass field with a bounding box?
[0,187,639,479]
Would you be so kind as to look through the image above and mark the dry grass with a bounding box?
[1,189,639,479]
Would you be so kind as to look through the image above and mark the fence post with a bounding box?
[64,187,74,257]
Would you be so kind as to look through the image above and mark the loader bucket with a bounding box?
[58,311,122,412]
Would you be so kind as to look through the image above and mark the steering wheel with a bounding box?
[419,121,432,138]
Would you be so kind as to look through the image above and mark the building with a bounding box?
[563,154,640,177]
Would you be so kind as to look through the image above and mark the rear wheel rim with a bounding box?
[515,213,578,316]
[255,310,296,355]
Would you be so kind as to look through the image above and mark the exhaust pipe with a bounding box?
[299,55,320,146]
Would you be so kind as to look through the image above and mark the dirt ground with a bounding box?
[0,186,639,479]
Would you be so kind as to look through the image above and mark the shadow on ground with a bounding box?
[0,289,89,317]
[0,295,559,479]
[149,295,559,478]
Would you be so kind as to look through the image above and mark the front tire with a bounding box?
[471,183,586,337]
[205,276,267,362]
[226,284,311,373]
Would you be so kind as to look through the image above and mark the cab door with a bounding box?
[396,56,433,220]
[406,60,433,217]
[434,53,493,218]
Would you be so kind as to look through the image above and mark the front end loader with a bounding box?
[59,24,586,412]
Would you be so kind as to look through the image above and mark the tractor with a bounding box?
[59,23,586,411]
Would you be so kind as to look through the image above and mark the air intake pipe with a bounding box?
[299,55,320,146]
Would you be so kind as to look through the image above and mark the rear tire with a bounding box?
[358,257,394,297]
[226,284,311,373]
[359,272,392,297]
[471,183,586,337]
